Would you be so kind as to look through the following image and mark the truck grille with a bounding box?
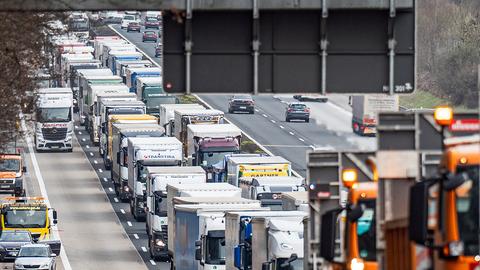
[42,128,67,141]
[160,225,168,241]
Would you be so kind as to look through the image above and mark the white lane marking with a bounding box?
[141,247,148,253]
[150,260,157,266]
[289,131,295,136]
[108,187,114,192]
[94,160,98,164]
[309,145,315,149]
[20,114,73,270]
[85,145,90,149]
[78,132,82,135]
[193,95,302,178]
[89,152,94,156]
[120,209,126,214]
[262,114,268,118]
[103,177,108,182]
[279,125,285,129]
[298,138,305,142]
[127,221,133,227]
[82,138,86,142]
[133,234,139,239]
[98,169,103,173]
[270,119,276,123]
[114,198,119,203]
[254,109,259,112]
[75,125,79,129]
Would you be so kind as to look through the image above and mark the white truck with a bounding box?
[127,137,183,221]
[350,94,399,136]
[166,183,242,262]
[226,156,292,187]
[116,60,153,84]
[225,211,308,270]
[281,191,308,212]
[173,108,224,145]
[101,43,137,66]
[231,214,307,270]
[145,166,206,261]
[159,104,204,136]
[35,88,74,152]
[187,124,242,182]
[239,176,306,210]
[112,123,165,200]
[174,201,263,270]
[76,68,113,125]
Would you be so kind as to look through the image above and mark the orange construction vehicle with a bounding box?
[320,169,378,270]
[0,152,26,197]
[409,107,479,270]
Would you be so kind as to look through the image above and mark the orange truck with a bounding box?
[0,152,26,197]
[409,134,479,270]
[320,170,378,270]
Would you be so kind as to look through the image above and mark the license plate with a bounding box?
[51,146,60,149]
[240,106,246,109]
[1,185,10,188]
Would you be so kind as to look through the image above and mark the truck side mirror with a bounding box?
[195,240,202,261]
[320,208,341,261]
[52,210,58,224]
[444,172,467,191]
[409,179,436,245]
[347,205,364,222]
[116,152,120,164]
[101,125,106,133]
[280,253,298,268]
[22,166,27,173]
[234,246,243,269]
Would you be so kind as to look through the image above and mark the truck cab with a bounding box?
[173,108,224,146]
[0,153,26,196]
[35,88,74,152]
[410,136,479,270]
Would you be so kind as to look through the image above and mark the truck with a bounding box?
[116,60,153,83]
[166,183,242,262]
[225,210,308,270]
[0,197,61,255]
[125,67,162,93]
[173,108,224,144]
[239,176,306,210]
[174,200,263,270]
[101,43,137,66]
[159,104,205,136]
[107,51,143,75]
[35,88,74,152]
[101,113,155,168]
[226,156,291,186]
[281,191,308,212]
[0,149,26,196]
[85,84,130,142]
[145,166,206,260]
[112,123,165,200]
[187,124,242,182]
[67,12,90,41]
[136,77,178,116]
[67,59,102,109]
[350,95,399,136]
[127,137,183,221]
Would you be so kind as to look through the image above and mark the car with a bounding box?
[0,231,34,261]
[293,94,328,103]
[228,95,254,114]
[142,31,158,42]
[154,44,162,57]
[285,103,310,122]
[144,16,160,29]
[127,22,141,32]
[14,244,56,270]
[121,14,137,29]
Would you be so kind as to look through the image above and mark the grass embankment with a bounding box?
[400,90,469,111]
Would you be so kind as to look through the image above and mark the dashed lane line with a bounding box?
[98,169,103,173]
[270,119,276,123]
[141,247,148,253]
[133,234,139,239]
[108,187,114,192]
[120,209,126,214]
[150,260,156,266]
[279,125,285,129]
[298,138,305,142]
[103,177,108,182]
[114,198,119,203]
[289,131,295,136]
[262,114,268,118]
[127,221,133,227]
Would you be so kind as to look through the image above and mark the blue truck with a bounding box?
[108,51,143,75]
[125,67,162,93]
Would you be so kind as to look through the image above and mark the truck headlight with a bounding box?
[349,258,364,270]
[155,239,165,247]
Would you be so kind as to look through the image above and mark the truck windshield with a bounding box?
[455,165,479,256]
[4,209,47,228]
[276,258,304,270]
[37,108,71,123]
[0,159,20,172]
[356,199,376,261]
[205,237,226,265]
[202,151,235,166]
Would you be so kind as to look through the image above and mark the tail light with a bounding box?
[288,108,293,112]
[248,101,254,105]
[304,108,310,113]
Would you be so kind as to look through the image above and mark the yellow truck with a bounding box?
[102,114,158,169]
[0,197,61,254]
[226,155,291,186]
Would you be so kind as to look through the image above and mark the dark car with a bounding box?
[228,95,254,114]
[0,231,34,261]
[142,31,157,42]
[127,22,141,32]
[285,103,310,122]
[144,16,160,29]
[154,44,162,57]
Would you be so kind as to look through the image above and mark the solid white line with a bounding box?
[103,177,108,182]
[270,119,276,123]
[120,209,126,214]
[298,138,305,142]
[20,115,73,270]
[114,198,119,203]
[98,169,103,173]
[127,221,133,227]
[108,187,114,192]
[289,131,295,136]
[94,160,98,164]
[262,114,268,118]
[150,260,157,266]
[279,125,285,129]
[141,247,148,253]
[133,234,139,239]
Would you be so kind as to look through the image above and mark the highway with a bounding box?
[110,24,376,176]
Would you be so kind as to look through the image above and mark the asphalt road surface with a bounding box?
[110,24,376,177]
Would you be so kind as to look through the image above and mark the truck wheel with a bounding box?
[67,148,73,153]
